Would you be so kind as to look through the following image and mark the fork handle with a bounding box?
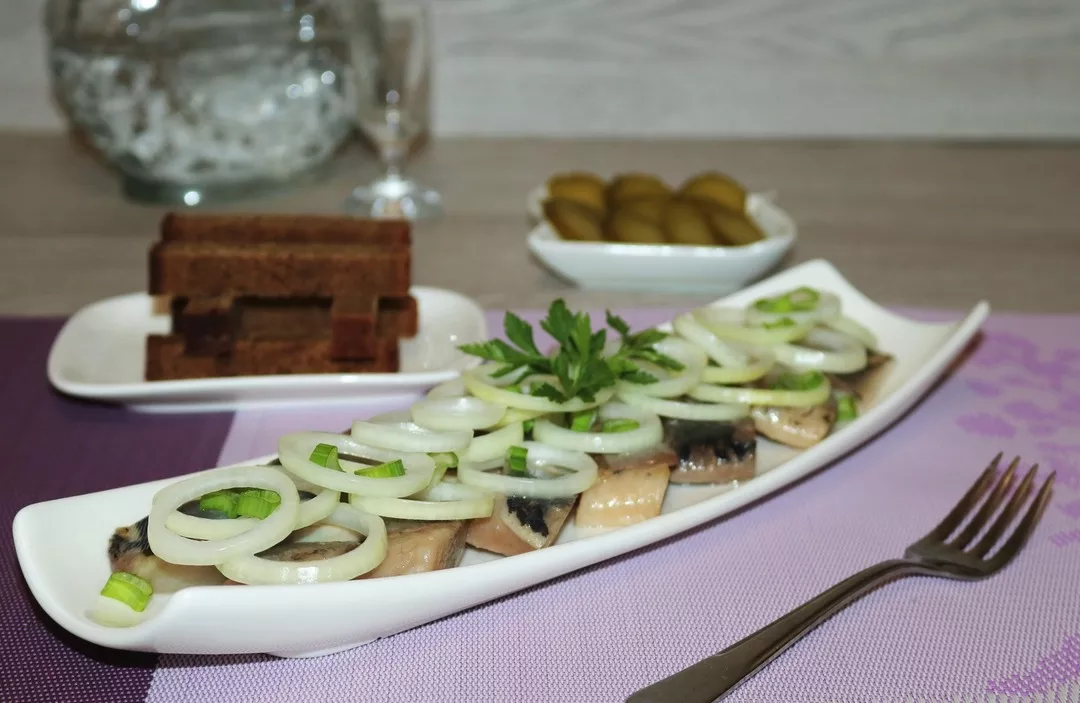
[627,558,918,703]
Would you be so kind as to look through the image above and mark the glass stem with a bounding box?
[381,146,405,180]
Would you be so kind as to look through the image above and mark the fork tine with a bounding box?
[972,464,1038,558]
[987,472,1055,570]
[924,453,1002,542]
[950,456,1020,549]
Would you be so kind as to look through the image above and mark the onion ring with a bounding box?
[148,466,300,566]
[694,307,815,346]
[457,442,598,499]
[460,421,526,463]
[772,327,868,373]
[689,376,831,408]
[351,420,472,453]
[278,431,435,497]
[216,504,388,585]
[672,313,751,368]
[616,388,749,422]
[410,396,507,432]
[349,480,495,521]
[532,403,662,454]
[617,336,707,398]
[426,377,467,399]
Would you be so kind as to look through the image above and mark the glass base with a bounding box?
[346,175,442,220]
[121,163,334,207]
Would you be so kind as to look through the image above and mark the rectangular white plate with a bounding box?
[45,286,488,413]
[15,259,989,658]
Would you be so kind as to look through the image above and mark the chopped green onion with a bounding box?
[762,317,797,329]
[199,490,240,518]
[600,418,641,433]
[430,452,459,471]
[309,443,342,470]
[753,296,794,314]
[771,370,826,391]
[235,489,281,519]
[836,394,858,422]
[506,445,528,476]
[522,419,535,435]
[100,571,153,613]
[355,459,406,478]
[569,409,598,432]
[505,383,522,393]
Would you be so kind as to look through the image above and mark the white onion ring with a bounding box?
[457,442,598,499]
[694,307,815,346]
[464,365,615,412]
[278,431,435,497]
[410,396,507,432]
[460,422,526,463]
[164,479,339,541]
[744,290,841,325]
[367,409,414,424]
[349,480,495,521]
[532,403,662,454]
[772,327,868,373]
[351,420,473,453]
[490,407,547,428]
[826,315,878,350]
[616,336,707,399]
[148,466,300,566]
[672,313,751,368]
[216,505,388,585]
[701,350,776,385]
[616,388,750,421]
[426,377,467,399]
[689,376,831,408]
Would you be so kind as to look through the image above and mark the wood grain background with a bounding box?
[6,0,1080,137]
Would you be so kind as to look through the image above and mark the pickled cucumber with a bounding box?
[607,173,671,204]
[543,198,605,242]
[616,197,668,225]
[664,200,716,246]
[678,171,747,213]
[546,172,607,213]
[606,209,668,244]
[704,205,766,245]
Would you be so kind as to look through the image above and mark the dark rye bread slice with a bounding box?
[149,241,411,297]
[160,213,411,247]
[328,294,419,360]
[145,335,400,380]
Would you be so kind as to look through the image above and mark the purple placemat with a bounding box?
[5,310,1080,703]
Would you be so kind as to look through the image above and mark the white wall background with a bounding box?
[5,0,1080,138]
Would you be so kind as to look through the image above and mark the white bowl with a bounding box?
[525,186,796,294]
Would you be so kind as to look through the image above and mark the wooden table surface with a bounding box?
[3,132,1079,316]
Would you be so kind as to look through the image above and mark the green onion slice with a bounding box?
[309,443,342,470]
[771,370,826,391]
[235,489,282,519]
[100,571,153,613]
[430,452,459,470]
[355,459,406,479]
[506,445,528,476]
[569,409,598,433]
[199,490,240,518]
[523,419,535,435]
[600,418,641,433]
[836,393,858,422]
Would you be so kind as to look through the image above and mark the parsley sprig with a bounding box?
[459,300,685,404]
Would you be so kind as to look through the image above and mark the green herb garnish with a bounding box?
[199,490,240,518]
[309,443,342,470]
[100,571,153,612]
[569,409,598,432]
[235,489,281,519]
[459,301,683,403]
[762,317,797,329]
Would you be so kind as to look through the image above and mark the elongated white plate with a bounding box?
[15,259,989,658]
[46,286,488,413]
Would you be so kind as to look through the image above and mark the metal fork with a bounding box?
[627,454,1055,703]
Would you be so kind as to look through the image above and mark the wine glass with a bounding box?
[346,1,440,220]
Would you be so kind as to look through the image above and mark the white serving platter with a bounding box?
[15,259,990,658]
[526,186,796,294]
[46,286,488,413]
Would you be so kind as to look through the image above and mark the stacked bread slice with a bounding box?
[145,213,418,380]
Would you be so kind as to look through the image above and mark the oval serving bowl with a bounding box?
[13,259,989,658]
[526,185,796,294]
